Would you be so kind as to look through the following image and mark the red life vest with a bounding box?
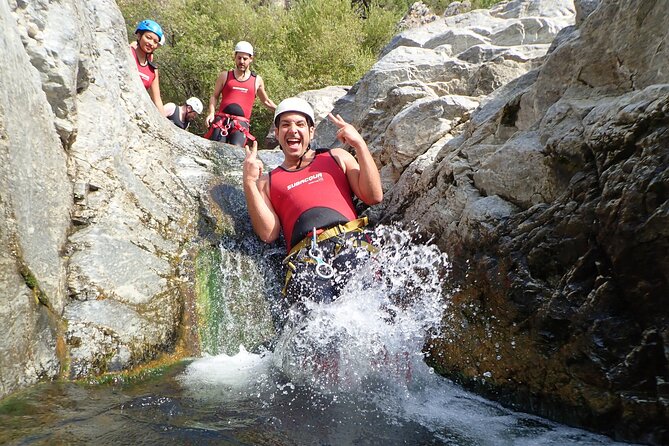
[269,150,358,252]
[217,70,257,119]
[131,46,155,89]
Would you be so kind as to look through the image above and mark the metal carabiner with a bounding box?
[309,228,335,279]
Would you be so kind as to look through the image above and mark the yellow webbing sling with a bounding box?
[281,217,376,296]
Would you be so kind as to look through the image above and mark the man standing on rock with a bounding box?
[242,97,383,306]
[204,41,276,147]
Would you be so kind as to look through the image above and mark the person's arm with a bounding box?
[328,113,383,205]
[163,102,176,118]
[206,72,226,126]
[148,69,165,116]
[255,75,276,112]
[243,140,281,242]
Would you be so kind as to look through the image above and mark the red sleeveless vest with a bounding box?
[131,46,155,89]
[269,150,358,251]
[217,70,257,119]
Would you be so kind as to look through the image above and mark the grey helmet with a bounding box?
[234,41,254,56]
[273,97,315,127]
[186,97,203,114]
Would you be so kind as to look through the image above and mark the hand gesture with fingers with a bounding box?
[243,140,263,184]
[328,113,364,148]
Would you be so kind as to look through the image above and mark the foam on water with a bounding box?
[269,224,448,391]
[180,345,272,394]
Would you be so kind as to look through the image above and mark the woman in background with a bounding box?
[131,19,165,116]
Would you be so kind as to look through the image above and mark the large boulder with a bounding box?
[329,0,667,442]
[0,0,229,395]
[317,0,575,185]
[0,0,72,397]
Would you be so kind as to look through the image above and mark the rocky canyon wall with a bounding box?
[0,0,225,397]
[316,0,667,442]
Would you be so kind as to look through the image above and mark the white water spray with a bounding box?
[183,224,449,397]
[271,224,449,392]
[180,225,631,445]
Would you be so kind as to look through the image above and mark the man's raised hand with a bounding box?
[328,113,364,148]
[243,140,263,184]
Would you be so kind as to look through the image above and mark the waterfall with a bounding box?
[194,237,285,356]
[188,223,452,396]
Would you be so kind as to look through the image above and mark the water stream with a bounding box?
[0,226,634,445]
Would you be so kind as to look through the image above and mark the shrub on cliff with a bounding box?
[120,0,402,138]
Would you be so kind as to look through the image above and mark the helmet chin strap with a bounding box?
[296,143,311,169]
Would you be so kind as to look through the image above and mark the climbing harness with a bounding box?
[309,227,335,279]
[281,217,378,297]
[204,112,256,143]
[285,217,370,260]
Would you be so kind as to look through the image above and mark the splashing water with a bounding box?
[0,226,633,445]
[270,223,448,392]
[179,225,632,445]
[183,224,448,395]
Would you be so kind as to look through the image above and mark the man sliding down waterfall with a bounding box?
[243,97,383,308]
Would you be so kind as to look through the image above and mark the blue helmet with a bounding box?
[135,19,165,45]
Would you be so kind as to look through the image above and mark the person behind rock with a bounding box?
[131,19,166,116]
[204,41,276,147]
[164,97,203,130]
[243,97,383,306]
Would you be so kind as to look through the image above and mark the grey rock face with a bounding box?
[0,0,227,396]
[0,0,71,397]
[317,0,574,189]
[574,0,599,26]
[323,0,667,442]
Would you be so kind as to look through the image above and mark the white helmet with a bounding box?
[234,41,254,56]
[274,97,315,127]
[186,97,203,114]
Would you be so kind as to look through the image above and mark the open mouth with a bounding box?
[286,138,302,149]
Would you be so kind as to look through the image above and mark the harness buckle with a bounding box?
[309,227,335,279]
[211,113,256,142]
